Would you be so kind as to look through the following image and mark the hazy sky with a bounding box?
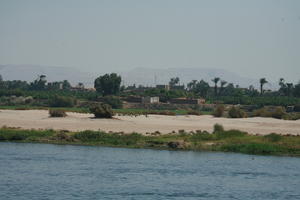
[0,0,299,82]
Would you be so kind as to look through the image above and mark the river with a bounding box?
[0,142,299,200]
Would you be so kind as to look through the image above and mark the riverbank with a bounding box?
[1,109,300,135]
[1,126,299,156]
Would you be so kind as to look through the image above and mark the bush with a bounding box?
[216,129,247,139]
[49,95,76,107]
[213,123,224,133]
[49,109,67,117]
[271,107,287,119]
[264,133,282,142]
[102,96,123,109]
[73,131,142,146]
[252,107,271,117]
[90,103,114,118]
[252,106,287,119]
[191,131,215,141]
[213,104,225,117]
[294,104,300,112]
[221,143,282,155]
[228,106,247,118]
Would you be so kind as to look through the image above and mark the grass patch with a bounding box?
[221,143,283,155]
[0,125,299,156]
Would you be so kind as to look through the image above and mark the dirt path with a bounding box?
[0,109,299,135]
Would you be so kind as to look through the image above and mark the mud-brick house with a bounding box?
[142,96,160,104]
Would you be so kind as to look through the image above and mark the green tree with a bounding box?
[94,73,122,96]
[30,75,47,90]
[211,77,220,96]
[194,80,210,97]
[259,78,268,95]
[187,80,197,91]
[219,80,227,95]
[293,81,300,97]
[169,77,180,87]
[286,83,293,97]
[62,80,71,90]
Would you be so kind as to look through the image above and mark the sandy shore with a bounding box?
[0,109,299,135]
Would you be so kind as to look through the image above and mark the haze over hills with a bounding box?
[119,67,261,89]
[0,64,273,89]
[0,64,95,87]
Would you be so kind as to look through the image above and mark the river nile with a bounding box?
[0,142,299,200]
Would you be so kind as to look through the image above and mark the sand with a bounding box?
[0,109,299,135]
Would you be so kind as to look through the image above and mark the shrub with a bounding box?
[216,129,247,139]
[213,123,224,133]
[264,133,282,142]
[228,106,247,118]
[213,104,225,117]
[49,109,67,117]
[252,107,287,119]
[221,143,282,155]
[294,104,300,112]
[102,96,123,109]
[271,107,287,119]
[49,95,75,107]
[191,131,215,141]
[90,103,114,118]
[252,107,272,117]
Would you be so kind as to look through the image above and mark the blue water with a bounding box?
[0,143,300,200]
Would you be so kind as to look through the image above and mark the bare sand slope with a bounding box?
[0,109,299,135]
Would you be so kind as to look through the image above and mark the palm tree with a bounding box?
[286,83,293,96]
[211,77,220,96]
[220,80,227,95]
[259,78,268,95]
[279,78,285,87]
[187,80,197,91]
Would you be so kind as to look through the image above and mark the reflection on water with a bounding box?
[0,142,300,200]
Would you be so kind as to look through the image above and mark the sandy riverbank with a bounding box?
[0,109,299,135]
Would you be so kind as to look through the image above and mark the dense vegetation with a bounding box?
[0,73,300,119]
[0,125,299,156]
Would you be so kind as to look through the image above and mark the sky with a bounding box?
[0,0,299,82]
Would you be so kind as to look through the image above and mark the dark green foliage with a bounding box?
[49,109,67,117]
[294,104,300,112]
[30,75,47,90]
[74,130,142,146]
[253,107,287,119]
[264,133,283,142]
[213,104,225,117]
[49,95,76,107]
[0,127,300,156]
[90,103,114,118]
[190,131,215,141]
[253,107,272,117]
[94,73,121,96]
[216,129,247,139]
[221,143,282,155]
[187,79,210,97]
[213,123,224,133]
[102,96,123,109]
[271,107,287,119]
[210,96,300,107]
[0,128,55,141]
[228,106,247,118]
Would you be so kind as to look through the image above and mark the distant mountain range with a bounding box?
[0,64,95,87]
[119,67,259,88]
[0,64,268,89]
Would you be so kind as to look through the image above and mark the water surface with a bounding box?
[0,143,299,200]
